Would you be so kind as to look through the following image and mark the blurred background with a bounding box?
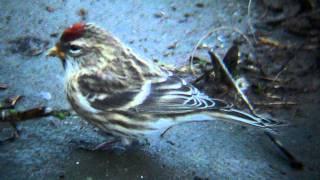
[0,0,319,179]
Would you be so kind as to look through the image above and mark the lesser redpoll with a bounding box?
[47,23,281,146]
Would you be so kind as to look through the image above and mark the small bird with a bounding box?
[47,22,281,147]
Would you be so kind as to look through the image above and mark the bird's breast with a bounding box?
[65,75,101,117]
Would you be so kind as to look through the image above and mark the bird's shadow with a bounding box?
[63,145,179,179]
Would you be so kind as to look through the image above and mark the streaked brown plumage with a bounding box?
[47,23,281,146]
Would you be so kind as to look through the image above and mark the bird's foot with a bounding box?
[70,139,127,153]
[70,137,145,153]
[92,139,122,151]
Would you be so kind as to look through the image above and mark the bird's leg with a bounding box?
[10,122,20,138]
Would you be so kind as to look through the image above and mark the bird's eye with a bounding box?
[69,45,82,54]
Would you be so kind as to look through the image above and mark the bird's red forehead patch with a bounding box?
[60,22,85,42]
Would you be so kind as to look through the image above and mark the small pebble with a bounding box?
[46,6,55,12]
[154,11,166,18]
[184,13,193,18]
[195,2,205,8]
[38,91,52,100]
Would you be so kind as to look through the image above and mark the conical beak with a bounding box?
[46,43,65,60]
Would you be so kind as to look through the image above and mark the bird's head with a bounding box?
[47,22,121,70]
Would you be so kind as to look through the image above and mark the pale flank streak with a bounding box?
[105,113,148,126]
[92,113,150,135]
[76,91,101,113]
[120,80,151,110]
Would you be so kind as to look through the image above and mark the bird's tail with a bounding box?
[208,108,284,128]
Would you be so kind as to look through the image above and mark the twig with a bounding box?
[254,101,297,106]
[265,131,304,170]
[208,49,301,169]
[1,107,71,123]
[0,107,71,144]
[247,0,257,42]
[1,107,49,122]
[189,26,253,75]
[258,37,287,48]
[263,9,320,25]
[208,49,255,113]
[247,74,282,83]
[0,95,24,110]
[0,95,24,141]
[273,67,288,83]
[9,95,23,107]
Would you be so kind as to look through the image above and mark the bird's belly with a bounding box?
[143,114,213,134]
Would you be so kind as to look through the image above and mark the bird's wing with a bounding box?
[77,73,282,128]
[134,75,231,114]
[78,73,231,115]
